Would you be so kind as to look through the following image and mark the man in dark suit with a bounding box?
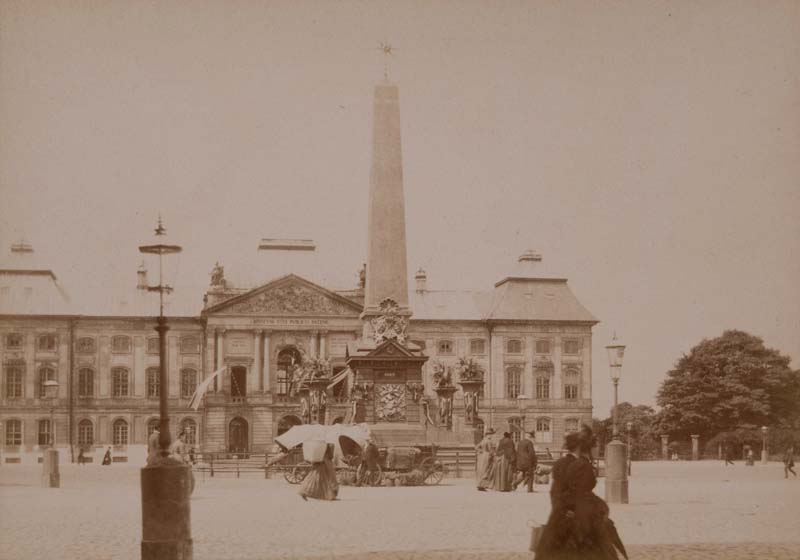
[513,430,538,492]
[549,432,580,508]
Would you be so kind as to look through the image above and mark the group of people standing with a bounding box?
[476,428,538,492]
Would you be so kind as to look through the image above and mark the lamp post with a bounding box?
[626,421,633,476]
[761,426,768,465]
[604,334,628,504]
[516,394,529,439]
[139,218,192,560]
[41,379,60,488]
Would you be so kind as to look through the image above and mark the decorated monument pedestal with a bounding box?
[434,385,457,430]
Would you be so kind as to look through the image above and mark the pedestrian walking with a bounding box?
[491,431,516,492]
[535,426,628,560]
[78,447,85,465]
[147,426,160,466]
[299,444,339,501]
[724,446,735,466]
[784,446,796,479]
[357,437,380,486]
[101,447,112,466]
[476,427,496,491]
[513,430,537,492]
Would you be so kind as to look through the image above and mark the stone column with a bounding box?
[252,331,261,396]
[691,435,700,461]
[215,329,225,392]
[309,331,317,359]
[661,435,669,460]
[262,333,271,392]
[319,331,327,359]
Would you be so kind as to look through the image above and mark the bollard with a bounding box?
[527,521,543,552]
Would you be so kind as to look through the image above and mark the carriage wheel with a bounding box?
[364,464,383,487]
[421,458,446,485]
[284,463,311,485]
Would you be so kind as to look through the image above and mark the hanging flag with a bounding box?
[188,366,226,410]
[327,367,351,390]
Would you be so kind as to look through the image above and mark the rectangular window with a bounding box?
[77,337,95,353]
[146,368,159,398]
[78,420,93,446]
[112,368,129,397]
[180,369,197,398]
[535,376,550,400]
[37,335,57,351]
[5,367,23,399]
[535,340,550,354]
[564,384,579,400]
[180,337,200,354]
[5,420,22,446]
[112,421,128,445]
[78,368,94,397]
[38,419,51,446]
[111,336,131,353]
[5,333,23,349]
[564,418,580,433]
[37,367,56,398]
[506,367,522,399]
[146,338,159,354]
[437,340,453,355]
[563,340,581,355]
[469,339,486,354]
[506,339,523,354]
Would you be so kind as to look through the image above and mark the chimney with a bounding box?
[515,250,543,277]
[137,262,148,290]
[415,268,427,293]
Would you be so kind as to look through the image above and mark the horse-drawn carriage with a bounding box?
[272,424,447,486]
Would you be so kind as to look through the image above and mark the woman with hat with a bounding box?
[491,431,517,492]
[535,425,627,559]
[475,427,496,491]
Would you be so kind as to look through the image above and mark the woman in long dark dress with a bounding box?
[299,444,339,501]
[535,427,627,560]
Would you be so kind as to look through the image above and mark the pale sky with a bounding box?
[2,1,799,415]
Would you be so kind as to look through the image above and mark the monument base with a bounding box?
[141,463,193,560]
[605,439,629,504]
[41,448,60,488]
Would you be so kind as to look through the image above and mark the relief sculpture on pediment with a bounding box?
[228,284,351,315]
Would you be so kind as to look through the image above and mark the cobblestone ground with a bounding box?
[1,461,798,560]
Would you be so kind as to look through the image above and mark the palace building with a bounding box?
[0,82,598,465]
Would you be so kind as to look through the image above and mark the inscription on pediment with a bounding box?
[226,283,354,316]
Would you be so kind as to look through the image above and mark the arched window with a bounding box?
[277,347,302,396]
[5,419,22,446]
[506,366,522,399]
[180,369,197,398]
[535,417,552,443]
[564,418,580,434]
[506,339,522,354]
[563,368,580,400]
[112,368,129,397]
[78,368,94,397]
[38,419,52,446]
[111,336,131,353]
[146,418,160,437]
[146,367,159,398]
[112,419,129,445]
[5,366,23,399]
[78,419,94,446]
[180,418,197,445]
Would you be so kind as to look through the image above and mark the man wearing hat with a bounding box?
[513,430,538,492]
[357,436,380,486]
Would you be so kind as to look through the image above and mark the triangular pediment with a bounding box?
[204,274,363,316]
[366,339,419,358]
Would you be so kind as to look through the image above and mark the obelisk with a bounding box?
[362,81,411,330]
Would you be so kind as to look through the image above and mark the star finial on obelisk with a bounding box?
[378,42,396,81]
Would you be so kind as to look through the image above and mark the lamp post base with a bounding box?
[141,463,193,560]
[605,439,628,504]
[761,449,768,465]
[41,448,60,488]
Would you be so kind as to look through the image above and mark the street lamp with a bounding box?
[139,217,191,560]
[626,421,633,476]
[516,394,529,439]
[604,333,628,504]
[41,379,60,488]
[761,426,768,465]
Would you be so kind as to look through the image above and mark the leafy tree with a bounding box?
[656,330,800,441]
[594,402,661,459]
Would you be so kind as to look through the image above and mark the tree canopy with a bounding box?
[593,402,661,459]
[656,330,800,441]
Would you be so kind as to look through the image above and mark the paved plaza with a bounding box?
[1,461,799,560]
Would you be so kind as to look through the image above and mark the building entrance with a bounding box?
[229,417,248,453]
